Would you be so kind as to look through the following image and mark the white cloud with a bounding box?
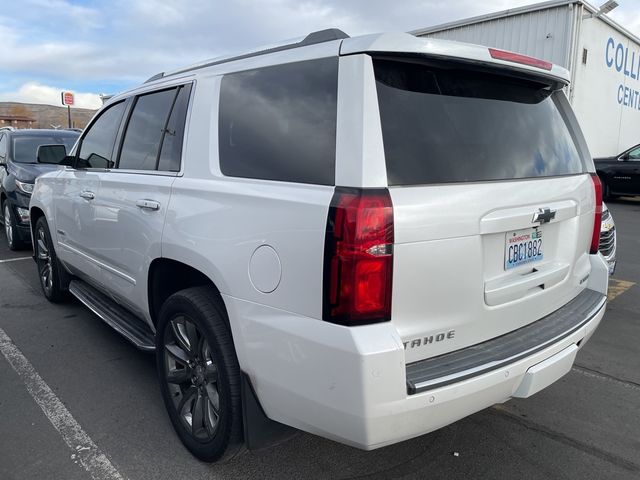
[0,83,102,110]
[0,0,639,99]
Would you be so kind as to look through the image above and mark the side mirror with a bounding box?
[37,144,67,164]
[619,154,630,161]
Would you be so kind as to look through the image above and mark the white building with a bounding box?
[412,0,640,157]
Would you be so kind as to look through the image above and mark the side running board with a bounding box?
[68,280,156,351]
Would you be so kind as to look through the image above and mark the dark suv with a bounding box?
[0,128,79,249]
[595,144,640,198]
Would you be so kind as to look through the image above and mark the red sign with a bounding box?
[61,91,74,106]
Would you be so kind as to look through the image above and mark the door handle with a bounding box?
[136,199,160,211]
[79,191,95,200]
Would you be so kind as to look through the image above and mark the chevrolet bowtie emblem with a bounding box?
[532,207,556,224]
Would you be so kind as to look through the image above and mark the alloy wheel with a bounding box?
[163,315,221,442]
[35,225,53,296]
[4,204,13,247]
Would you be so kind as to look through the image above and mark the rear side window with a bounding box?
[158,85,191,172]
[118,84,191,172]
[119,88,177,171]
[78,101,126,168]
[218,57,338,185]
[374,59,584,186]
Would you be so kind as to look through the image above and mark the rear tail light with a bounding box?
[323,188,393,326]
[488,48,553,71]
[590,174,603,255]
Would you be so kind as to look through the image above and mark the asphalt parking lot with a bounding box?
[0,200,638,480]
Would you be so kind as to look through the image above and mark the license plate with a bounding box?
[505,228,543,270]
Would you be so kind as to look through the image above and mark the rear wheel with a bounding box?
[156,287,243,462]
[34,216,68,302]
[3,201,26,251]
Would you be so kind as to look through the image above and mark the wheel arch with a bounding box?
[29,206,45,245]
[147,257,228,328]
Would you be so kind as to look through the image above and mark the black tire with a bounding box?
[602,180,610,200]
[156,287,243,462]
[601,180,618,201]
[3,200,27,251]
[34,216,69,302]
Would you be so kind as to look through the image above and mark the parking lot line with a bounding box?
[0,327,125,480]
[608,279,636,302]
[0,257,32,264]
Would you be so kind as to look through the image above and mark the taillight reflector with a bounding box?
[488,48,553,71]
[323,188,393,326]
[590,174,603,255]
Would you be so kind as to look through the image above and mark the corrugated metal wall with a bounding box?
[418,5,574,68]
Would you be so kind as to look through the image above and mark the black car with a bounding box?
[595,144,640,199]
[0,128,79,250]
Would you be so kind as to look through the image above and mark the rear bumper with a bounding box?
[406,288,605,394]
[225,261,608,450]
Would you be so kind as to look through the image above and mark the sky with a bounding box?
[1,0,639,110]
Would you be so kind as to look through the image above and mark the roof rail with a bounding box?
[145,28,349,83]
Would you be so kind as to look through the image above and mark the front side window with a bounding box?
[626,146,640,160]
[77,102,126,168]
[219,57,338,185]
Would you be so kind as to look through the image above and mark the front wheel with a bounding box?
[156,287,243,462]
[34,216,68,302]
[3,201,26,251]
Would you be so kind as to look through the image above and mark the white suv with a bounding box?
[29,29,609,462]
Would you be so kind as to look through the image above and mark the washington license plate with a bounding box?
[505,228,543,270]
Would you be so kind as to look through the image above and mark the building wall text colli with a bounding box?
[606,37,640,110]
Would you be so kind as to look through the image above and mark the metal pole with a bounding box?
[67,105,71,128]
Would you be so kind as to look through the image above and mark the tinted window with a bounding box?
[0,134,6,158]
[119,88,177,170]
[219,58,338,185]
[78,102,126,168]
[11,134,79,163]
[627,146,640,160]
[374,59,584,186]
[158,84,191,172]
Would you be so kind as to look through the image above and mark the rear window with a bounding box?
[218,57,338,185]
[374,58,584,186]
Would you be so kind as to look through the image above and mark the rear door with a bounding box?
[92,84,191,317]
[371,57,596,364]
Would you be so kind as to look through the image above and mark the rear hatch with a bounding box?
[372,57,596,364]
